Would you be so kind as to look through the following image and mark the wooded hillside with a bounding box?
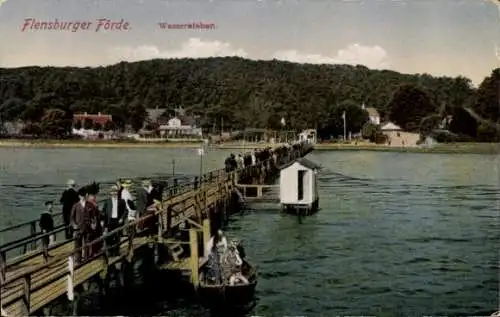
[0,57,498,140]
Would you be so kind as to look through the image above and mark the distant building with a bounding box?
[73,112,112,126]
[158,116,202,138]
[145,107,168,126]
[380,122,419,147]
[2,120,25,135]
[361,103,380,125]
[299,129,317,144]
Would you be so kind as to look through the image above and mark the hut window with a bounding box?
[297,170,306,201]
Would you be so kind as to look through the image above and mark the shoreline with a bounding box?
[314,142,500,154]
[0,139,498,154]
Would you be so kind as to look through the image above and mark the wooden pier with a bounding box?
[0,142,313,316]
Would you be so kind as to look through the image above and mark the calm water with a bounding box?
[1,148,499,316]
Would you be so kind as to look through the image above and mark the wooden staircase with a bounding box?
[163,239,185,261]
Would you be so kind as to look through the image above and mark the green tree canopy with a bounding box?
[0,59,497,141]
[387,85,436,132]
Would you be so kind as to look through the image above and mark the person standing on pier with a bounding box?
[101,185,127,256]
[251,149,257,165]
[60,179,79,239]
[121,179,137,257]
[85,192,102,258]
[116,178,124,199]
[70,188,90,263]
[136,179,154,234]
[236,154,244,169]
[40,200,55,258]
[224,155,232,173]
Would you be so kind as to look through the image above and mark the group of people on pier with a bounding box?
[223,143,301,174]
[203,230,249,286]
[38,143,305,262]
[42,178,161,262]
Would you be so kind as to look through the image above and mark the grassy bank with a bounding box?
[0,139,282,150]
[314,142,500,154]
[0,139,204,149]
[0,139,497,154]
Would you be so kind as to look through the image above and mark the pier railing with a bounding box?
[0,142,313,315]
[0,160,275,315]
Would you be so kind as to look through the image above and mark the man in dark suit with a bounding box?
[59,179,79,239]
[136,179,155,234]
[70,188,90,263]
[101,185,127,256]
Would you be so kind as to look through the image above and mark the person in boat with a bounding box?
[204,229,228,260]
[204,245,222,285]
[60,179,79,239]
[234,239,246,259]
[40,200,55,258]
[221,241,244,284]
[229,270,249,286]
[101,185,127,256]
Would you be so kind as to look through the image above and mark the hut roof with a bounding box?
[279,157,321,170]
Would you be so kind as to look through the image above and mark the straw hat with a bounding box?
[110,185,119,194]
[121,179,133,187]
[142,179,152,187]
[67,179,76,186]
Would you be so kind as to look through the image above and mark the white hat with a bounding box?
[67,179,76,186]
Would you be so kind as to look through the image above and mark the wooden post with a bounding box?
[194,176,199,189]
[257,186,263,197]
[189,229,199,289]
[0,251,6,285]
[67,255,75,302]
[20,274,31,315]
[30,222,37,251]
[173,179,178,194]
[166,205,172,234]
[202,219,210,257]
[157,209,164,244]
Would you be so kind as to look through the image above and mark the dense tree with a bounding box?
[103,120,114,131]
[40,108,71,138]
[0,59,497,141]
[93,122,102,131]
[473,69,499,124]
[419,114,442,137]
[387,85,436,132]
[361,122,378,141]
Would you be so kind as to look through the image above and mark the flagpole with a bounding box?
[198,143,204,189]
[343,111,346,141]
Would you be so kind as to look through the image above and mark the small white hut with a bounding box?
[279,157,320,215]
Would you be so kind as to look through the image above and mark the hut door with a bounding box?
[297,170,306,201]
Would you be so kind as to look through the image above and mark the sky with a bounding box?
[0,0,498,85]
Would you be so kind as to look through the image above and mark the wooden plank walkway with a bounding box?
[0,142,313,316]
